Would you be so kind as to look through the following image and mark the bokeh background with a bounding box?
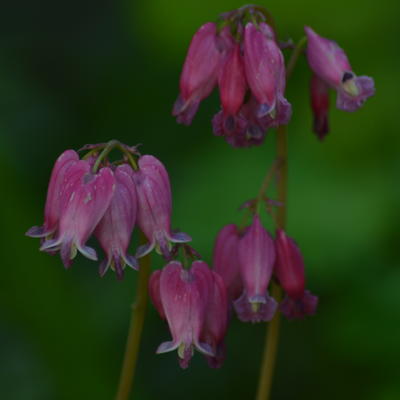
[1,0,399,399]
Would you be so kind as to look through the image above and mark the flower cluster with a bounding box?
[173,5,374,144]
[172,6,291,147]
[26,143,191,279]
[214,216,318,322]
[149,213,317,369]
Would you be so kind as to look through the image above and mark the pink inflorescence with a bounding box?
[26,144,191,279]
[212,217,318,324]
[172,6,291,147]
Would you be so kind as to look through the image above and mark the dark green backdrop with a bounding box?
[1,0,399,399]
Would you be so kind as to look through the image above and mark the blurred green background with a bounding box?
[1,0,399,399]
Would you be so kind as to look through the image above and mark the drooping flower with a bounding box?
[305,26,375,113]
[234,215,277,322]
[26,150,79,239]
[40,162,115,268]
[217,42,247,134]
[173,22,221,125]
[154,261,214,369]
[94,164,138,279]
[212,224,242,301]
[201,269,228,368]
[310,74,330,139]
[133,155,191,259]
[274,229,318,319]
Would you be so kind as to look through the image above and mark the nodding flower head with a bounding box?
[173,7,292,148]
[134,155,191,259]
[275,229,318,319]
[305,26,375,113]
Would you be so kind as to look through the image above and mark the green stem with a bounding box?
[115,233,151,400]
[255,125,287,400]
[286,36,307,80]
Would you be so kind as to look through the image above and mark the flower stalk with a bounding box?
[115,232,151,400]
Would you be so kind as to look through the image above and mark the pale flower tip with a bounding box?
[79,245,97,261]
[98,259,110,278]
[124,254,139,271]
[156,341,179,355]
[135,242,154,259]
[170,231,192,243]
[26,225,45,238]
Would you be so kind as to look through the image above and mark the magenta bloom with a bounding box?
[310,74,330,139]
[217,42,247,134]
[173,22,221,125]
[155,261,214,369]
[275,229,318,319]
[212,224,242,301]
[201,269,228,368]
[234,215,277,322]
[244,23,280,117]
[134,155,191,259]
[305,26,375,112]
[40,163,115,268]
[26,150,79,239]
[94,164,138,279]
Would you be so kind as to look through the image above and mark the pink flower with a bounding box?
[305,26,375,112]
[40,162,115,268]
[234,215,277,322]
[133,155,191,259]
[26,150,79,239]
[244,23,281,117]
[274,229,318,319]
[94,164,138,279]
[217,42,247,133]
[173,22,221,125]
[201,269,228,368]
[212,224,242,301]
[154,261,214,369]
[310,74,330,140]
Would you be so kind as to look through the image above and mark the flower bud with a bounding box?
[212,224,242,301]
[218,43,247,133]
[94,164,138,279]
[310,74,330,139]
[201,269,228,368]
[234,215,277,322]
[274,229,318,319]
